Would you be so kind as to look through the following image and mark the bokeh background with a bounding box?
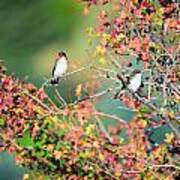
[0,0,94,179]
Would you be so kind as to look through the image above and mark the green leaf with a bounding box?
[140,171,145,179]
[140,106,150,114]
[96,93,135,123]
[57,128,68,137]
[34,150,46,158]
[17,130,34,148]
[0,117,5,126]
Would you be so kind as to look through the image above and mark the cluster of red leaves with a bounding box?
[83,0,179,65]
[82,0,179,120]
[0,67,49,153]
[0,64,179,179]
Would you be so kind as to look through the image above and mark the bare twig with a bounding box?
[133,92,157,111]
[117,106,137,112]
[152,164,180,170]
[107,51,122,69]
[54,87,67,106]
[95,116,113,143]
[42,64,92,88]
[94,111,127,125]
[22,91,53,113]
[170,84,180,96]
[91,65,117,75]
[165,116,180,138]
[148,69,152,100]
[63,64,92,78]
[74,86,121,104]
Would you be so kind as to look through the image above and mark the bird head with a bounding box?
[130,69,142,80]
[133,69,141,74]
[132,69,141,77]
[56,51,67,61]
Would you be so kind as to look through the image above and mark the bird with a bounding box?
[51,51,68,85]
[127,69,142,92]
[114,69,142,99]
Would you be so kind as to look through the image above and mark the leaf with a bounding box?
[152,7,164,27]
[76,84,83,97]
[95,45,106,56]
[140,106,151,114]
[57,129,67,137]
[0,117,5,126]
[17,130,34,148]
[164,132,174,144]
[85,124,96,136]
[34,150,46,158]
[95,92,135,123]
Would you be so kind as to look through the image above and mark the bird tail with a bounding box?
[50,77,59,85]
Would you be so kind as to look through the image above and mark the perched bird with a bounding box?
[51,51,68,85]
[114,69,142,99]
[127,69,142,92]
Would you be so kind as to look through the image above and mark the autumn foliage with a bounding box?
[0,0,180,179]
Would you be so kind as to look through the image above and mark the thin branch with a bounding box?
[95,116,113,143]
[165,116,180,138]
[148,69,152,100]
[170,84,180,96]
[54,88,67,106]
[22,91,53,113]
[97,73,119,82]
[74,86,121,104]
[163,73,168,107]
[42,64,92,88]
[117,106,137,112]
[63,64,92,78]
[152,164,180,170]
[94,111,128,125]
[46,95,60,111]
[91,65,117,75]
[133,92,157,111]
[83,159,118,179]
[107,51,122,69]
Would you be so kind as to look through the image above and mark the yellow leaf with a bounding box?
[132,0,139,4]
[87,38,92,45]
[76,84,82,97]
[85,124,95,135]
[95,45,106,56]
[83,5,90,16]
[99,57,106,65]
[54,150,62,159]
[169,111,174,119]
[119,137,124,144]
[86,27,94,36]
[23,174,30,180]
[116,33,125,41]
[99,153,105,161]
[165,132,174,143]
[140,119,147,128]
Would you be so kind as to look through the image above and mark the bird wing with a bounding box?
[52,60,57,77]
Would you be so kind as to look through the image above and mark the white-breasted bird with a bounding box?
[127,69,142,92]
[51,51,68,85]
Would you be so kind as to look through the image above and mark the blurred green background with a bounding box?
[0,0,92,179]
[0,0,89,83]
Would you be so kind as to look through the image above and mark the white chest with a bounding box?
[54,57,68,78]
[128,73,142,92]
